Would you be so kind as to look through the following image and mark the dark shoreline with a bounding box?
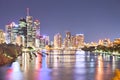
[0,54,16,67]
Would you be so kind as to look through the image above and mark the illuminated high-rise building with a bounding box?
[15,35,23,46]
[71,36,76,48]
[66,31,71,39]
[44,35,50,45]
[18,18,27,47]
[5,24,12,43]
[39,35,50,48]
[64,31,72,48]
[34,20,40,37]
[5,9,41,48]
[54,33,62,48]
[33,20,40,47]
[75,34,84,48]
[11,22,19,44]
[5,22,20,45]
[26,8,33,47]
[63,33,84,49]
[0,30,5,44]
[26,16,33,47]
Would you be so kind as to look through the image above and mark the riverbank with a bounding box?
[0,54,15,66]
[0,43,22,66]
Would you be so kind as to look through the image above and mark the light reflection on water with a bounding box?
[5,62,23,80]
[0,50,120,80]
[95,55,104,80]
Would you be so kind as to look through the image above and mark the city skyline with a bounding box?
[0,0,120,42]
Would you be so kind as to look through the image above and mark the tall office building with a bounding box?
[33,20,40,47]
[64,31,72,48]
[5,22,24,45]
[18,18,27,47]
[75,34,84,48]
[44,35,50,45]
[11,22,19,44]
[15,35,23,46]
[54,33,62,48]
[26,8,33,47]
[34,20,40,37]
[0,30,5,44]
[71,36,76,48]
[26,16,33,47]
[66,31,71,39]
[5,24,12,44]
[39,35,50,48]
[5,9,41,47]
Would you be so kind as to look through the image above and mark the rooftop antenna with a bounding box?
[27,8,30,16]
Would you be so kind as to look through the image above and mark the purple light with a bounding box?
[43,35,46,39]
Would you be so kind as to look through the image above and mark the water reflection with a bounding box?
[34,52,52,80]
[95,55,104,80]
[35,53,42,71]
[75,50,85,67]
[6,62,23,80]
[1,50,120,80]
[47,50,76,68]
[74,50,86,80]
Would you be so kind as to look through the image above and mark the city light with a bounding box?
[0,7,120,80]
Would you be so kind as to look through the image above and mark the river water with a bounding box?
[0,50,120,80]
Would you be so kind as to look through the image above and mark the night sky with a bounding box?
[0,0,120,42]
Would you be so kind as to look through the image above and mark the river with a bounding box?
[0,50,120,80]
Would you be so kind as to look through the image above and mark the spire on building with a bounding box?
[27,8,30,16]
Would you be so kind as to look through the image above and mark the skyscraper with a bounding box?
[26,16,33,47]
[19,18,27,47]
[33,20,40,47]
[5,24,12,44]
[64,31,72,48]
[66,31,71,39]
[5,9,41,48]
[71,36,76,48]
[25,8,41,47]
[34,20,40,37]
[75,34,84,48]
[11,22,19,44]
[54,33,62,48]
[0,30,5,44]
